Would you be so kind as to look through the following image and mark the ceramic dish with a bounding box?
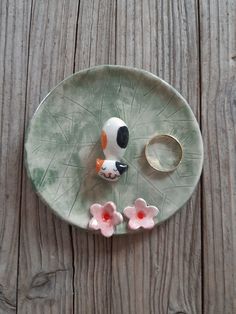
[24,65,203,235]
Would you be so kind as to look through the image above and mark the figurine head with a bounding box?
[96,159,128,182]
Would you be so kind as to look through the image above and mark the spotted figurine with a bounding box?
[96,117,129,181]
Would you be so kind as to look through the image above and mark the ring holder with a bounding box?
[145,134,183,172]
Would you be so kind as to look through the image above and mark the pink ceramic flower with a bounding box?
[89,201,123,237]
[124,198,159,230]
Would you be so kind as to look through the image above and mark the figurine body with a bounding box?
[96,117,129,181]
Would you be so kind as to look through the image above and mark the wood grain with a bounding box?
[112,1,202,313]
[0,1,32,312]
[16,1,79,313]
[1,0,235,313]
[200,0,236,313]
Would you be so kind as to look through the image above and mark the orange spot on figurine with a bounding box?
[96,158,104,173]
[101,130,107,149]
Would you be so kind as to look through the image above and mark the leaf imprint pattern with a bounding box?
[24,65,203,234]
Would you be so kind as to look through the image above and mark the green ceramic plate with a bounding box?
[25,65,203,234]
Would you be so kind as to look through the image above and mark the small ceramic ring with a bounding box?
[145,134,183,172]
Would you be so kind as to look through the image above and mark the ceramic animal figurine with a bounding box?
[96,117,129,181]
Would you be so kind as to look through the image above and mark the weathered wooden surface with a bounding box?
[0,0,32,312]
[200,0,236,313]
[0,0,235,313]
[16,1,80,313]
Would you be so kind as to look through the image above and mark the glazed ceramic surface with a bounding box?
[25,65,203,234]
[96,117,129,182]
[101,117,129,160]
[96,159,128,182]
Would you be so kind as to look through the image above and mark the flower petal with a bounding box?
[128,218,141,230]
[145,205,159,217]
[103,201,116,214]
[101,225,115,237]
[140,218,155,229]
[123,206,136,218]
[134,198,147,211]
[112,212,123,225]
[90,203,102,218]
[89,217,100,230]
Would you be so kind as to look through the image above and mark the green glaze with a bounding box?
[24,65,203,234]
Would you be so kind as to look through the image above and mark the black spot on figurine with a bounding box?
[116,126,129,148]
[115,161,128,175]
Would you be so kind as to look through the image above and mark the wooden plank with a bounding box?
[17,1,79,313]
[200,0,236,313]
[72,1,116,313]
[112,1,202,313]
[0,1,32,313]
[74,0,116,68]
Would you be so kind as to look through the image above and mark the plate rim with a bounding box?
[24,64,204,235]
